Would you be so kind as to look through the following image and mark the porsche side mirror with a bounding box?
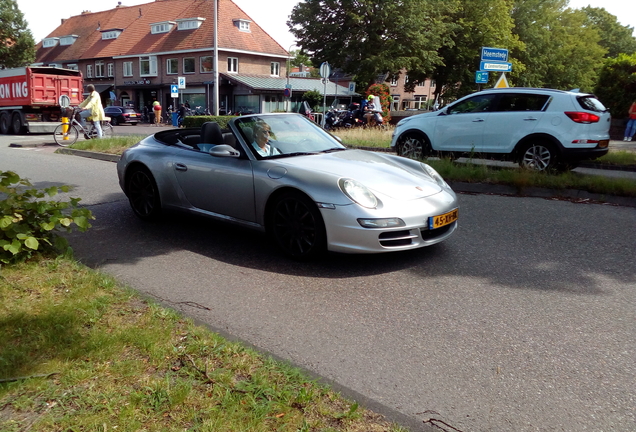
[209,144,240,158]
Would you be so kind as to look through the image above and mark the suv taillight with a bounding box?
[565,112,600,123]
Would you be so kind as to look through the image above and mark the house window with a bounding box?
[123,61,133,77]
[66,64,78,71]
[139,56,157,76]
[101,30,122,40]
[233,19,251,32]
[167,58,178,75]
[270,62,280,77]
[95,61,104,77]
[42,38,58,48]
[150,21,175,34]
[107,63,114,77]
[183,57,195,74]
[200,56,213,73]
[177,18,205,30]
[390,77,398,86]
[86,64,93,78]
[227,57,238,73]
[391,95,400,111]
[59,35,78,46]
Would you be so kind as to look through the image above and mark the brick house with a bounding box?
[33,0,350,115]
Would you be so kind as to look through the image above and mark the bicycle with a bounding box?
[53,107,114,146]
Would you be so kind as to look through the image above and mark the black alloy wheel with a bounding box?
[127,167,161,220]
[270,191,326,259]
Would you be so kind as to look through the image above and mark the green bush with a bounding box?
[0,171,94,264]
[181,115,235,129]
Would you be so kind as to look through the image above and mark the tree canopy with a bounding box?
[0,0,35,68]
[288,0,636,101]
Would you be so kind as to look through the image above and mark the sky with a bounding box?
[16,0,636,51]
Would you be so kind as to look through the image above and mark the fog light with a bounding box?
[357,218,405,228]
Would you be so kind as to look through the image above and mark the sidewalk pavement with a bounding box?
[7,137,636,207]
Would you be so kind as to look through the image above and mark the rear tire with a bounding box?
[10,112,24,135]
[0,112,9,134]
[519,141,558,171]
[126,166,162,221]
[53,124,79,146]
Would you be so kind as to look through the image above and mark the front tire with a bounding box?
[268,191,326,259]
[53,124,79,146]
[126,167,162,220]
[519,141,558,171]
[101,122,114,138]
[397,133,431,160]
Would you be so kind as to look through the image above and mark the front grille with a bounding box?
[421,222,454,240]
[379,230,417,247]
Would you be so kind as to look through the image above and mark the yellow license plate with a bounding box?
[429,208,458,230]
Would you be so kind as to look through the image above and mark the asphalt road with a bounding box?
[1,134,635,432]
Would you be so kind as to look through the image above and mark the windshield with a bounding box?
[233,114,346,158]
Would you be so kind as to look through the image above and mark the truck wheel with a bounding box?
[10,112,24,135]
[0,113,9,134]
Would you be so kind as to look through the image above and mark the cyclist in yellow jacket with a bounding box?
[78,84,106,138]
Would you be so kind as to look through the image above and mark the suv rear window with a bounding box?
[577,96,607,113]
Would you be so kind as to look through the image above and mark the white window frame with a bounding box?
[183,57,195,74]
[390,77,398,86]
[101,30,122,40]
[86,64,93,78]
[139,56,157,77]
[177,18,205,30]
[227,57,238,73]
[270,62,280,77]
[107,63,114,77]
[123,61,133,77]
[59,35,78,46]
[150,21,175,34]
[233,19,251,32]
[167,58,178,75]
[42,38,58,48]
[95,61,104,78]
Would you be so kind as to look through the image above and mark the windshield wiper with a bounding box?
[321,147,347,153]
[274,151,320,158]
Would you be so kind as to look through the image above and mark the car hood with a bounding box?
[270,149,443,200]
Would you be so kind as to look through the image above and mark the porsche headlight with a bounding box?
[339,178,378,208]
[421,163,449,189]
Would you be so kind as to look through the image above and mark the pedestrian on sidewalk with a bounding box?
[624,100,636,141]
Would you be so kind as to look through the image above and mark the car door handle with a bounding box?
[472,119,485,122]
[524,117,538,121]
[175,163,188,171]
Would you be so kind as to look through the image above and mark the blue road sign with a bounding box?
[475,71,489,84]
[480,61,512,72]
[481,47,509,62]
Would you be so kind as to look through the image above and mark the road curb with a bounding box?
[54,147,121,162]
[449,181,636,207]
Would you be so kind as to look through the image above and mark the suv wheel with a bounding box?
[519,141,558,171]
[397,133,430,160]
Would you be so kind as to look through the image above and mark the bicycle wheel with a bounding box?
[101,122,114,138]
[53,123,79,146]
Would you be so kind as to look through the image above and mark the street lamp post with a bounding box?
[213,0,219,116]
[286,44,296,112]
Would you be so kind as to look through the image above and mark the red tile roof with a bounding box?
[35,0,288,64]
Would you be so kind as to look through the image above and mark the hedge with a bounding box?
[182,115,235,129]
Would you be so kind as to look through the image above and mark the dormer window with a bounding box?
[42,37,59,48]
[176,17,205,30]
[233,19,251,32]
[101,29,123,40]
[59,35,79,46]
[150,21,175,34]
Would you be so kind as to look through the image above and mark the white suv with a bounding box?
[390,88,611,171]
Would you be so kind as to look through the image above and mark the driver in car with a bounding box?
[251,121,281,157]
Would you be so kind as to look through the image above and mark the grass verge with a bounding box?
[69,131,636,198]
[0,256,405,432]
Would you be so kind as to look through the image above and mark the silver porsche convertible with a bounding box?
[117,113,458,258]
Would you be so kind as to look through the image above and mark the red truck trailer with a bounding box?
[0,66,83,134]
